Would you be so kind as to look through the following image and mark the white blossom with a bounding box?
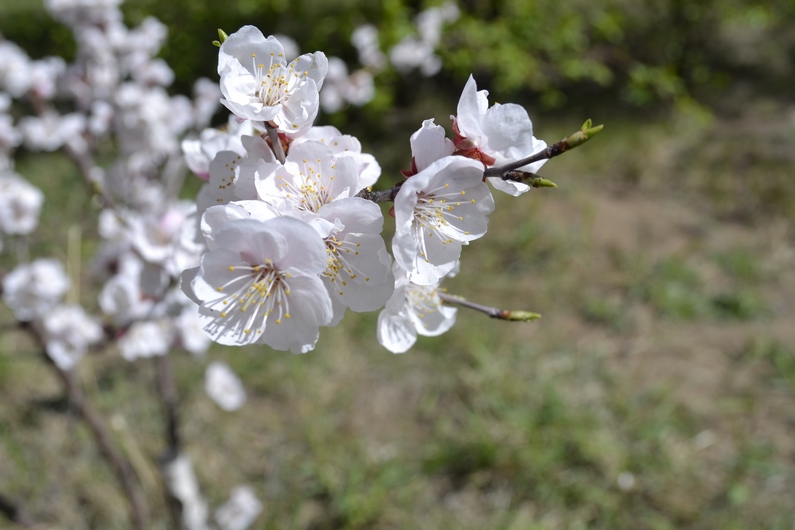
[215,486,262,530]
[182,117,253,181]
[0,172,44,235]
[118,319,174,361]
[291,126,381,189]
[205,361,246,411]
[182,216,332,353]
[453,75,548,196]
[218,26,328,133]
[18,111,86,153]
[0,41,32,97]
[377,264,456,353]
[40,303,103,370]
[351,25,387,71]
[392,155,494,285]
[2,259,70,321]
[175,304,211,356]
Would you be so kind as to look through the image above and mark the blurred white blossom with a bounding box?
[0,172,44,235]
[215,486,262,530]
[40,304,103,370]
[205,361,246,411]
[2,259,70,322]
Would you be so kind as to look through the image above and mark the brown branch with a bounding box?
[484,120,604,178]
[156,355,210,530]
[53,362,149,530]
[21,320,148,530]
[265,123,286,164]
[355,182,404,204]
[438,292,541,322]
[156,355,180,454]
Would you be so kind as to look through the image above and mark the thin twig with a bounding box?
[484,120,604,178]
[438,292,541,322]
[52,360,149,530]
[156,355,180,453]
[265,123,286,164]
[355,182,404,204]
[156,355,210,530]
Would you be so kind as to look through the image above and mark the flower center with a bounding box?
[323,235,369,297]
[411,190,462,261]
[274,158,331,213]
[210,261,293,339]
[251,52,309,108]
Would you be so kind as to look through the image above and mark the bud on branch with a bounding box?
[484,119,604,178]
[438,292,541,322]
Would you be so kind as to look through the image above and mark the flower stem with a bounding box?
[484,120,603,178]
[355,182,403,203]
[265,123,286,164]
[438,292,541,322]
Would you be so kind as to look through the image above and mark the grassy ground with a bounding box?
[1,95,794,529]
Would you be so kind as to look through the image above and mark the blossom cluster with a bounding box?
[0,2,602,526]
[179,25,549,355]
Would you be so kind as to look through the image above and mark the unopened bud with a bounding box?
[531,178,557,188]
[563,120,604,149]
[504,311,542,322]
[212,29,229,48]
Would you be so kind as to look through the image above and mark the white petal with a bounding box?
[377,309,416,354]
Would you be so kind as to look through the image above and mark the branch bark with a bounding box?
[438,292,541,322]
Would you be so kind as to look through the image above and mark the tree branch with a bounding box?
[265,123,286,164]
[355,182,404,204]
[484,120,603,178]
[53,361,149,530]
[438,292,541,322]
[156,355,210,530]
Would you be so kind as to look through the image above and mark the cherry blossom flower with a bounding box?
[0,171,44,235]
[402,118,454,177]
[218,26,328,133]
[98,252,157,325]
[181,116,253,180]
[254,140,360,209]
[313,198,394,324]
[205,361,246,411]
[18,111,86,153]
[377,264,456,353]
[118,319,174,361]
[2,259,70,321]
[351,25,387,71]
[175,304,211,356]
[215,486,262,530]
[291,126,381,189]
[40,303,103,370]
[318,58,376,113]
[452,75,548,196]
[392,155,494,285]
[182,216,332,353]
